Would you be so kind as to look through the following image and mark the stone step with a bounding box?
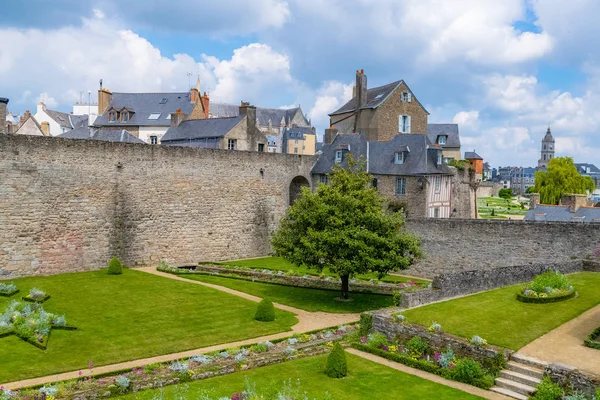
[506,360,545,379]
[511,353,548,370]
[495,377,538,396]
[490,386,529,400]
[500,369,542,387]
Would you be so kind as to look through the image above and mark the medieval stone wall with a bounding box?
[0,134,313,279]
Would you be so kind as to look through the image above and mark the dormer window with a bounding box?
[401,92,412,102]
[121,111,130,122]
[394,152,405,164]
[335,150,343,163]
[437,135,447,145]
[108,111,118,122]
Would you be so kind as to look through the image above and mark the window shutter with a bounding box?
[398,115,402,132]
[407,92,412,102]
[407,116,411,133]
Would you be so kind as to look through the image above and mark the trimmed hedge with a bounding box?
[254,298,276,322]
[325,342,348,378]
[108,257,123,275]
[359,313,373,336]
[516,289,576,304]
[584,327,600,350]
[22,295,51,303]
[0,289,19,297]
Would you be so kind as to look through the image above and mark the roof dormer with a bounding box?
[437,135,447,145]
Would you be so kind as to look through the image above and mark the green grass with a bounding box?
[0,269,297,383]
[119,353,483,399]
[403,272,600,350]
[217,256,430,284]
[181,274,394,313]
[478,196,528,219]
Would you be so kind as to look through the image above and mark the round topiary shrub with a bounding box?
[517,270,576,303]
[325,342,347,378]
[254,298,275,322]
[108,257,123,275]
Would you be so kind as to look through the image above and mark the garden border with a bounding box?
[22,295,51,304]
[0,289,19,297]
[0,325,78,350]
[584,327,600,350]
[516,290,577,304]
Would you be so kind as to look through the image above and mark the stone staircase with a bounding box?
[491,354,547,400]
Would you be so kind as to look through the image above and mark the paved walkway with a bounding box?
[519,305,600,375]
[347,349,512,400]
[2,267,359,390]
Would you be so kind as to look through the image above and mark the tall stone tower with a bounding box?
[537,127,555,170]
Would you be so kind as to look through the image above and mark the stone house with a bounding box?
[160,102,267,151]
[427,124,461,162]
[282,126,317,155]
[32,102,88,136]
[13,111,46,136]
[312,133,457,218]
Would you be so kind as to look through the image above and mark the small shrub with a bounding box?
[470,335,487,347]
[393,313,406,324]
[366,332,388,349]
[108,257,123,275]
[563,391,588,400]
[489,352,506,374]
[189,355,212,365]
[0,282,17,294]
[114,375,130,391]
[359,313,373,336]
[435,347,455,369]
[254,298,275,322]
[325,342,347,378]
[38,386,57,397]
[530,271,570,292]
[250,342,269,353]
[392,291,403,306]
[283,345,296,357]
[428,322,443,334]
[28,287,46,299]
[531,377,563,400]
[169,360,189,374]
[453,358,485,385]
[406,336,429,357]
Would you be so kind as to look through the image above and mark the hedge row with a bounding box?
[584,327,600,350]
[516,290,576,304]
[0,289,19,297]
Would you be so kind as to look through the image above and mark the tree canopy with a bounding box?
[498,188,513,200]
[534,157,595,205]
[271,157,421,299]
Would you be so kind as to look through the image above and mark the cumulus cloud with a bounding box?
[453,110,479,127]
[307,81,353,128]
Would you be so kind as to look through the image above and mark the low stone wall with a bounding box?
[372,310,512,368]
[545,363,600,397]
[183,264,405,295]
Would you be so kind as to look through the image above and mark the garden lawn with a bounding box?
[478,196,528,220]
[218,256,430,284]
[0,269,297,384]
[181,274,394,313]
[119,353,483,400]
[403,272,600,350]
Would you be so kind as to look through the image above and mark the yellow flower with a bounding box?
[389,345,398,352]
[326,341,334,348]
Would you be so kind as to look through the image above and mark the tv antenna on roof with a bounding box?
[100,79,103,90]
[187,72,192,89]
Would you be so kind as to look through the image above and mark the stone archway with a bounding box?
[289,176,310,206]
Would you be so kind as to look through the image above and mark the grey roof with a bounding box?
[525,205,600,223]
[45,109,74,129]
[283,126,314,139]
[94,92,195,127]
[210,103,309,127]
[59,126,93,139]
[465,151,483,160]
[161,116,244,142]
[543,127,554,141]
[312,133,452,176]
[427,124,461,148]
[69,114,89,129]
[330,80,430,116]
[58,127,145,144]
[575,163,600,175]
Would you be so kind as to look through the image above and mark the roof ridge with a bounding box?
[112,92,189,95]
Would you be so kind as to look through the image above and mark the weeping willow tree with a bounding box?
[534,157,595,205]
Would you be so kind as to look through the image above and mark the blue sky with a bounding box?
[1,0,599,168]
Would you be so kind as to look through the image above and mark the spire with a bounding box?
[195,75,201,92]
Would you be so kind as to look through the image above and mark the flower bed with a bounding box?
[584,327,600,350]
[22,287,50,303]
[517,271,576,303]
[6,325,356,399]
[0,300,75,350]
[0,282,19,298]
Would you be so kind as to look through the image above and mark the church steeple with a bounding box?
[537,126,555,170]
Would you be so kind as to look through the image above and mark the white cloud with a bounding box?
[453,110,479,127]
[307,81,353,128]
[36,93,58,109]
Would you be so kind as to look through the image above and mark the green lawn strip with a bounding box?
[217,256,430,284]
[182,274,394,313]
[0,269,297,383]
[117,353,483,400]
[403,272,600,350]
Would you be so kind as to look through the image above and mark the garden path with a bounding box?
[347,349,512,400]
[518,304,600,375]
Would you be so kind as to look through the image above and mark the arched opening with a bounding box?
[289,176,310,206]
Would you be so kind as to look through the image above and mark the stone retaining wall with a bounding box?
[546,363,600,397]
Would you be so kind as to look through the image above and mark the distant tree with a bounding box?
[498,188,513,200]
[271,156,421,300]
[534,157,595,205]
[526,186,536,194]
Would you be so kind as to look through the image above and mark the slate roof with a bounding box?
[465,151,483,160]
[329,80,430,116]
[524,205,600,223]
[575,163,600,175]
[312,133,453,176]
[210,103,309,127]
[161,116,244,142]
[59,126,93,139]
[94,92,195,127]
[283,126,314,139]
[427,124,461,148]
[58,127,146,144]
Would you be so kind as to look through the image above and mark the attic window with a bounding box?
[401,92,412,102]
[166,114,171,120]
[374,94,384,100]
[335,150,343,163]
[159,98,168,104]
[437,152,443,166]
[108,111,118,122]
[121,111,130,122]
[437,135,447,145]
[394,152,405,165]
[148,113,161,120]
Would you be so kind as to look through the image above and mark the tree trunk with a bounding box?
[340,274,350,299]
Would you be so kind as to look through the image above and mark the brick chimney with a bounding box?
[98,88,112,115]
[201,92,210,119]
[0,97,8,135]
[324,125,338,145]
[529,193,539,210]
[560,194,589,213]
[190,87,199,104]
[356,69,367,110]
[170,109,188,128]
[40,121,50,136]
[239,101,257,138]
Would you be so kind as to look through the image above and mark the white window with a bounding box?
[444,157,453,164]
[150,136,158,145]
[399,115,411,133]
[438,136,446,145]
[396,177,406,195]
[401,92,412,102]
[108,111,117,122]
[166,114,171,120]
[320,175,329,184]
[438,152,443,165]
[394,152,405,164]
[335,150,343,163]
[148,113,161,120]
[435,176,441,192]
[227,139,236,150]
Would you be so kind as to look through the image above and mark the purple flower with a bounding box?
[78,371,83,376]
[360,336,368,344]
[89,361,94,368]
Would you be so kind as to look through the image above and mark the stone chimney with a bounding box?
[0,97,8,135]
[190,87,199,104]
[239,101,257,138]
[170,109,188,128]
[201,92,210,119]
[98,88,112,115]
[40,121,50,136]
[529,193,539,210]
[324,126,338,145]
[355,69,367,110]
[560,194,589,213]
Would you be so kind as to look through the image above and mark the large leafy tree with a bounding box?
[272,158,421,299]
[534,157,595,205]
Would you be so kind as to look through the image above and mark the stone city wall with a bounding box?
[545,363,600,397]
[0,134,313,279]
